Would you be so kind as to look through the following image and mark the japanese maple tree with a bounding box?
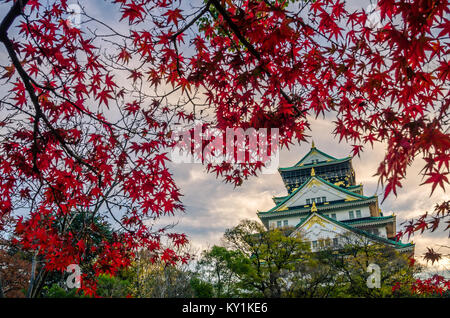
[0,0,188,296]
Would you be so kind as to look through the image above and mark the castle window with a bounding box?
[306,199,310,204]
[349,211,355,219]
[283,220,288,227]
[311,198,316,203]
[322,196,326,202]
[316,197,321,203]
[331,213,337,220]
[356,210,361,218]
[333,238,339,247]
[277,221,282,228]
[312,241,318,249]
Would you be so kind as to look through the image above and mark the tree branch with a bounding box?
[209,0,305,117]
[171,2,211,41]
[0,34,99,177]
[0,0,29,37]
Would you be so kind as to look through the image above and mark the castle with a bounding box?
[257,142,414,253]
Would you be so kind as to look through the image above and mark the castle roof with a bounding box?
[258,142,414,253]
[341,215,395,227]
[294,212,413,251]
[259,173,375,215]
[278,144,352,172]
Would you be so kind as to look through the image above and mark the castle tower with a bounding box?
[257,142,414,253]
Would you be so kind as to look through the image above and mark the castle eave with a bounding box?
[258,197,378,219]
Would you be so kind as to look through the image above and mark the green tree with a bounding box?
[195,220,425,298]
[127,243,194,298]
[195,245,241,297]
[197,219,312,297]
[190,277,214,298]
[309,235,420,298]
[95,272,132,298]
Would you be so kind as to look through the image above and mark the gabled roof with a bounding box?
[279,157,352,172]
[272,195,288,204]
[263,174,374,214]
[278,144,351,172]
[341,216,394,226]
[258,198,377,219]
[295,212,413,250]
[295,146,337,165]
[347,184,363,190]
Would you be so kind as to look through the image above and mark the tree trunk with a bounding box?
[0,275,5,298]
[26,250,38,298]
[30,267,48,298]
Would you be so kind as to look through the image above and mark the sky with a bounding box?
[0,0,448,275]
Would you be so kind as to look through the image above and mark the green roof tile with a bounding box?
[295,212,413,250]
[342,216,394,226]
[278,146,352,171]
[261,174,374,214]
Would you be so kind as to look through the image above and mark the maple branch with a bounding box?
[210,0,261,59]
[0,0,42,173]
[261,0,342,48]
[171,2,211,41]
[1,33,98,175]
[0,0,28,36]
[106,200,135,235]
[209,0,305,118]
[0,1,100,175]
[21,13,132,137]
[81,7,131,39]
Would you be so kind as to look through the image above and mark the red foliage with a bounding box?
[399,201,450,240]
[392,258,450,296]
[0,0,187,295]
[394,274,450,296]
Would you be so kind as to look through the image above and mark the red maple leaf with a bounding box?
[163,9,183,28]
